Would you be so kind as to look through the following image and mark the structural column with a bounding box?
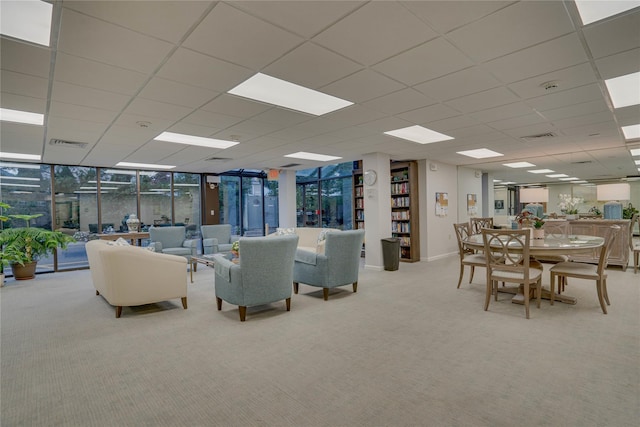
[362,153,391,270]
[278,170,297,228]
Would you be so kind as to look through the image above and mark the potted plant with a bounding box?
[558,194,583,219]
[0,208,75,280]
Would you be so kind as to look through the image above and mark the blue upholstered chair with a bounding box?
[293,229,365,301]
[201,224,239,255]
[148,226,198,262]
[212,234,299,321]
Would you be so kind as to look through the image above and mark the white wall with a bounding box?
[424,161,458,260]
[457,167,483,224]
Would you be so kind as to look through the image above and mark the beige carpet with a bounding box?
[1,253,639,426]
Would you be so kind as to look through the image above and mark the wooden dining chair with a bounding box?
[453,223,486,288]
[482,229,542,319]
[470,217,494,235]
[549,226,619,314]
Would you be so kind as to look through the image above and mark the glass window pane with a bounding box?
[298,183,319,227]
[99,168,137,233]
[296,167,318,183]
[321,177,352,229]
[140,171,171,228]
[54,165,98,271]
[243,176,264,236]
[220,176,241,236]
[173,173,201,239]
[321,162,353,179]
[264,180,279,232]
[0,162,53,273]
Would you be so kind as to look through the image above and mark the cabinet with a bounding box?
[353,163,364,230]
[568,219,630,270]
[390,161,420,262]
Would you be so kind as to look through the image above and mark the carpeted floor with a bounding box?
[1,253,639,427]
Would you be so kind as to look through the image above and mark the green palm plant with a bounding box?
[0,205,75,278]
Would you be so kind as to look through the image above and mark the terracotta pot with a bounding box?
[10,261,37,280]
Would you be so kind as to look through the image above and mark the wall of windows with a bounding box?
[296,162,354,230]
[1,162,202,274]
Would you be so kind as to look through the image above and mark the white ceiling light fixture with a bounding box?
[0,108,44,125]
[574,0,640,25]
[559,177,580,181]
[154,132,239,149]
[115,162,175,170]
[621,124,640,140]
[604,72,640,109]
[384,125,454,145]
[284,152,342,162]
[228,73,353,116]
[0,182,41,188]
[0,176,40,181]
[572,180,588,184]
[635,160,640,165]
[456,148,504,159]
[631,148,640,156]
[503,161,536,168]
[546,173,569,178]
[0,152,41,161]
[0,0,52,46]
[528,169,554,174]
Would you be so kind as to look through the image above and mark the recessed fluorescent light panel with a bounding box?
[115,162,175,170]
[503,162,535,168]
[384,125,454,144]
[0,108,44,125]
[284,152,342,162]
[631,148,640,156]
[528,169,554,174]
[0,0,52,46]
[622,124,640,140]
[572,180,588,184]
[574,0,640,25]
[546,173,569,178]
[154,132,239,149]
[0,152,41,161]
[605,72,640,109]
[456,148,504,159]
[228,73,353,116]
[635,160,640,165]
[559,177,580,181]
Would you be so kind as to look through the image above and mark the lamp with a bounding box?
[520,187,548,218]
[597,183,630,219]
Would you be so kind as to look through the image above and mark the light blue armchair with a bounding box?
[293,229,365,301]
[148,226,198,262]
[213,234,299,321]
[201,224,239,255]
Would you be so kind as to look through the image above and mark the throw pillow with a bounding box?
[276,227,296,236]
[114,237,131,246]
[317,229,330,244]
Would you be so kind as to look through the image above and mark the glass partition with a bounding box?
[173,172,201,238]
[219,176,241,236]
[99,169,138,233]
[140,171,171,228]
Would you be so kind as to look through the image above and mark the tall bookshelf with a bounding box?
[390,161,420,262]
[353,161,364,230]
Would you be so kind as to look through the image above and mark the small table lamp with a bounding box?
[520,187,548,218]
[597,183,630,219]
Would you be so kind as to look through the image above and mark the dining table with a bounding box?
[464,232,605,305]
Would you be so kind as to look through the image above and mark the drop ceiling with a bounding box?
[1,0,639,185]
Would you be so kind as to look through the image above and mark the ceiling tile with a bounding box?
[447,1,574,62]
[397,104,461,124]
[0,39,51,78]
[323,105,388,126]
[444,87,520,113]
[541,99,610,122]
[181,109,244,130]
[58,9,174,74]
[263,42,362,89]
[373,38,474,85]
[54,53,147,96]
[232,1,365,38]
[469,102,535,123]
[322,69,404,103]
[51,82,131,112]
[183,2,303,70]
[63,0,213,43]
[488,113,546,131]
[507,62,598,99]
[0,92,47,113]
[594,48,640,80]
[156,48,253,92]
[139,78,218,108]
[49,101,119,124]
[363,88,436,115]
[124,98,193,121]
[200,94,272,118]
[313,1,437,66]
[414,66,501,102]
[528,83,604,112]
[0,122,45,153]
[0,70,48,99]
[484,34,589,83]
[583,10,640,59]
[401,0,510,34]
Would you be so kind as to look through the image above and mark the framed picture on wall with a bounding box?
[435,192,448,216]
[467,194,477,216]
[495,200,504,210]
